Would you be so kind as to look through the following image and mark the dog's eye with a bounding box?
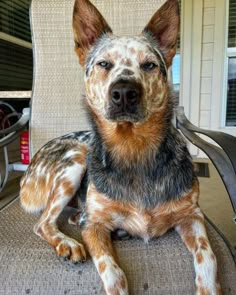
[97,61,112,70]
[141,62,157,71]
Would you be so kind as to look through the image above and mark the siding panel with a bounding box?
[204,0,215,8]
[202,43,214,60]
[199,1,216,131]
[203,26,214,43]
[201,61,213,77]
[203,8,215,25]
[200,94,211,110]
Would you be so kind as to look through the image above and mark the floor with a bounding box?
[0,159,235,248]
[0,171,22,209]
[197,159,236,247]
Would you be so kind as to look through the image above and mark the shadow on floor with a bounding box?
[196,159,236,247]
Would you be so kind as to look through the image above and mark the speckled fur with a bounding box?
[20,1,222,294]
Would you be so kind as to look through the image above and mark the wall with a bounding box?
[181,0,230,157]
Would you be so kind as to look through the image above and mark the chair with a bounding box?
[0,103,29,193]
[0,0,235,294]
[176,107,236,224]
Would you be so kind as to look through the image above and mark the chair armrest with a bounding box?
[0,111,29,136]
[0,112,30,148]
[176,106,236,217]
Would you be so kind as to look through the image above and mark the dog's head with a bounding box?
[73,0,179,124]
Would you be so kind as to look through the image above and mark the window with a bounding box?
[172,53,181,93]
[0,0,33,91]
[226,0,236,126]
[171,0,181,96]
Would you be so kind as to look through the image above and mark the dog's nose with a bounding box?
[110,81,141,107]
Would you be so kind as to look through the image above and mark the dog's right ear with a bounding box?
[73,0,112,66]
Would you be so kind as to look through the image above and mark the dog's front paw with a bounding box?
[102,265,128,295]
[56,238,86,263]
[196,286,223,295]
[104,275,128,295]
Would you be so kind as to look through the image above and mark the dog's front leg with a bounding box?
[175,211,222,295]
[82,224,129,295]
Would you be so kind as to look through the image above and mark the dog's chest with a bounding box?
[112,209,176,241]
[86,198,160,240]
[84,183,196,240]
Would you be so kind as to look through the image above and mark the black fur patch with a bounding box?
[61,131,92,143]
[87,120,195,209]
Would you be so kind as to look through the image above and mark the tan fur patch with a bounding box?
[96,109,167,165]
[198,287,211,295]
[62,180,75,197]
[118,276,127,289]
[98,261,107,274]
[198,237,209,250]
[107,287,120,295]
[82,224,118,263]
[129,47,136,55]
[196,252,204,264]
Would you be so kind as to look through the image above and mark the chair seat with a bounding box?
[0,199,235,295]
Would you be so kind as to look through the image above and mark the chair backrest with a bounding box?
[30,0,166,155]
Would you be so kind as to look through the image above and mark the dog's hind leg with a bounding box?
[20,135,89,262]
[33,161,87,263]
[175,211,222,295]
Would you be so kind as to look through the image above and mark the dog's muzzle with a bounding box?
[108,79,143,122]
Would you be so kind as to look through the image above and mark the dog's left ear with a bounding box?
[73,0,112,66]
[143,0,180,68]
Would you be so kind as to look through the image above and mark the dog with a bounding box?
[20,0,222,294]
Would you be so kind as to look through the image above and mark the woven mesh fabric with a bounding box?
[0,199,235,295]
[30,0,166,155]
